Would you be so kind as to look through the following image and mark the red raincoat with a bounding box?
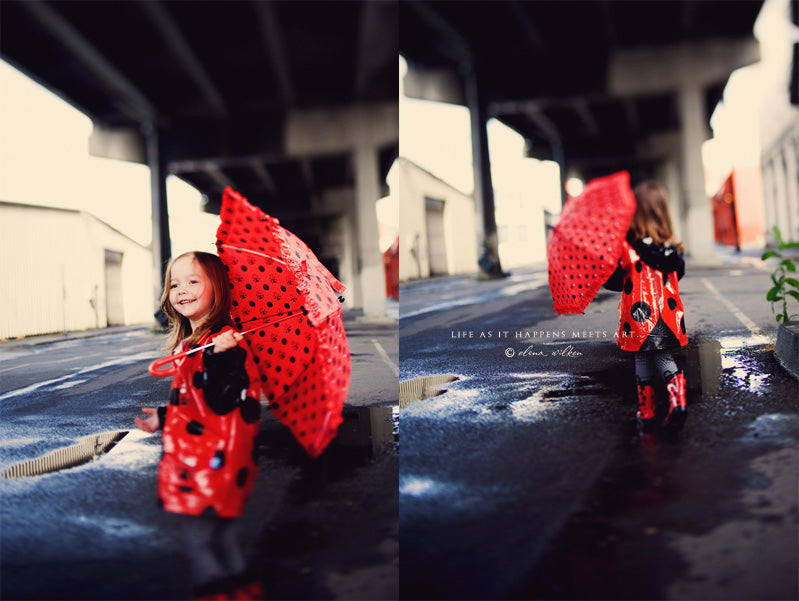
[158,325,262,518]
[604,237,688,352]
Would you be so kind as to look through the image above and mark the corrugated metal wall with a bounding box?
[0,202,153,339]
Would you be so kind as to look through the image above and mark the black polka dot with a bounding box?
[169,388,180,406]
[680,317,686,334]
[239,397,260,424]
[624,322,632,334]
[623,278,633,295]
[236,468,249,487]
[192,371,204,389]
[631,301,651,323]
[635,261,643,273]
[186,420,204,436]
[667,297,677,310]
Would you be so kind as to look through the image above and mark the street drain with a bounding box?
[400,374,458,409]
[2,430,128,479]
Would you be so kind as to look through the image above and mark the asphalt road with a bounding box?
[399,258,798,600]
[0,315,398,601]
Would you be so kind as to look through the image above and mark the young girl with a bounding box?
[136,251,264,600]
[604,181,688,434]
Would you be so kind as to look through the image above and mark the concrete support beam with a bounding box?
[205,165,236,190]
[284,103,397,317]
[353,141,386,318]
[608,38,760,95]
[402,65,465,105]
[609,38,759,261]
[253,0,295,107]
[19,0,158,125]
[466,69,505,278]
[89,125,146,163]
[144,124,171,311]
[678,84,715,260]
[139,0,227,118]
[285,103,398,155]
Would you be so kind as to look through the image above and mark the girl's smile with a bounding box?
[169,256,213,330]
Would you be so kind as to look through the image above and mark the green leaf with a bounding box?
[761,250,781,261]
[776,314,784,322]
[782,258,797,272]
[785,277,799,290]
[780,241,799,250]
[766,287,782,301]
[787,290,799,303]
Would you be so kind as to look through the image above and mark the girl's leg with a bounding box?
[652,350,687,431]
[212,518,247,576]
[634,352,657,432]
[179,514,228,587]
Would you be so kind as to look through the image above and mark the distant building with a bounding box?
[761,117,799,244]
[757,0,799,244]
[398,158,477,281]
[0,202,153,339]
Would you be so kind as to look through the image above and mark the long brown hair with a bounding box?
[630,181,684,251]
[160,251,233,351]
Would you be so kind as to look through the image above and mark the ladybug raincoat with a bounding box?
[604,236,688,352]
[158,325,262,518]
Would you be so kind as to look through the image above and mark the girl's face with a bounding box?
[168,255,213,330]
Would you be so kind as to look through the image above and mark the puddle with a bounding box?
[256,404,398,499]
[686,335,773,399]
[399,374,459,408]
[2,430,128,479]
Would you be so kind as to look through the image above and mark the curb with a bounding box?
[0,325,154,349]
[774,321,799,380]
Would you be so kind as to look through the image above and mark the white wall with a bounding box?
[0,202,153,338]
[398,158,477,281]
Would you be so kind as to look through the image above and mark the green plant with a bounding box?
[762,226,799,323]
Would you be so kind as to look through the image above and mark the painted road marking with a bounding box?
[371,339,399,378]
[701,278,764,336]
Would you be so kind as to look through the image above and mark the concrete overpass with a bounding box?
[400,0,763,275]
[0,0,397,317]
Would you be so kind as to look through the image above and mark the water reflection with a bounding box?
[684,335,773,400]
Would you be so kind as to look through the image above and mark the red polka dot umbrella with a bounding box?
[216,187,350,458]
[547,171,636,315]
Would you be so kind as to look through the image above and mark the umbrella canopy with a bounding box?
[547,171,636,315]
[216,187,350,457]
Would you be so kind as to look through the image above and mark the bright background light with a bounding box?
[0,59,219,253]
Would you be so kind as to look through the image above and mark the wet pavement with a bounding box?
[0,312,398,600]
[399,259,798,600]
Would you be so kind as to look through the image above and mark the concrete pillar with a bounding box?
[656,159,684,243]
[465,69,505,279]
[144,123,170,312]
[678,84,715,260]
[353,142,386,318]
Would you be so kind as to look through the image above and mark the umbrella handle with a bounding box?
[147,350,195,377]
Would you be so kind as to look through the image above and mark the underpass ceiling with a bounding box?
[400,0,763,181]
[0,0,398,217]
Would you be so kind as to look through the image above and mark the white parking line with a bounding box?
[0,350,161,401]
[701,278,764,336]
[371,339,399,378]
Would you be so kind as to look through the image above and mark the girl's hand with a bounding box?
[135,407,160,433]
[213,330,243,354]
